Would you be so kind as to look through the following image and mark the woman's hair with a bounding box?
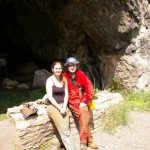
[51,61,66,86]
[51,61,62,69]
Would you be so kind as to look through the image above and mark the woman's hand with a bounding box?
[60,107,66,115]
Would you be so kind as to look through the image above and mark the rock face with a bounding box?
[56,0,150,91]
[115,25,150,91]
[0,0,150,91]
[32,69,51,88]
[7,91,123,150]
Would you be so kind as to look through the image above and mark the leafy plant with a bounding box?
[111,77,123,92]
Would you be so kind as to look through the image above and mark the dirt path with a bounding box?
[0,111,150,150]
[91,111,150,150]
[0,120,15,150]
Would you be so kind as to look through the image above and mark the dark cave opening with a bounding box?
[0,0,104,89]
[0,1,52,83]
[0,49,51,84]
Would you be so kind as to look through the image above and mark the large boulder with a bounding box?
[7,91,123,150]
[32,69,51,88]
[1,78,19,89]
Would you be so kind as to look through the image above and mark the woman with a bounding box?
[46,61,73,150]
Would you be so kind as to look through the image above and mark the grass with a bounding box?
[102,102,129,133]
[122,91,150,112]
[102,91,150,133]
[1,88,150,134]
[13,139,58,150]
[0,114,8,120]
[38,140,59,150]
[0,88,45,121]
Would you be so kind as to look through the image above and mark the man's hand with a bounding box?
[79,102,87,108]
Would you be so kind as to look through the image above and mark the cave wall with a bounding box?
[56,0,150,91]
[0,0,58,60]
[0,0,150,91]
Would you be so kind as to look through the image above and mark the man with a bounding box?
[62,57,98,150]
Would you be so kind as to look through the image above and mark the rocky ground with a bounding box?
[0,111,150,150]
[0,120,15,150]
[91,111,150,150]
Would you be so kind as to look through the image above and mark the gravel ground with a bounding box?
[89,111,150,150]
[0,111,150,150]
[0,120,15,150]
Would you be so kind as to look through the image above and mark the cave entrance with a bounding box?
[0,54,8,81]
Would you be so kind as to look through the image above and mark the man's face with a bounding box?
[68,63,77,74]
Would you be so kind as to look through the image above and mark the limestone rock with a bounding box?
[1,78,19,89]
[16,83,29,90]
[32,69,51,88]
[7,91,123,150]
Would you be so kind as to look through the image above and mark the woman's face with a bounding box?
[52,63,62,76]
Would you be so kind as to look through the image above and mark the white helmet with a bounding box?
[64,57,79,66]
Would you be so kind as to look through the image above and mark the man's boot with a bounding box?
[88,141,98,149]
[87,128,98,149]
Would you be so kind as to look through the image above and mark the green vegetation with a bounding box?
[101,76,150,132]
[38,140,58,150]
[102,91,150,133]
[111,77,123,92]
[0,88,45,121]
[13,139,57,150]
[123,91,150,112]
[1,86,150,135]
[102,103,129,133]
